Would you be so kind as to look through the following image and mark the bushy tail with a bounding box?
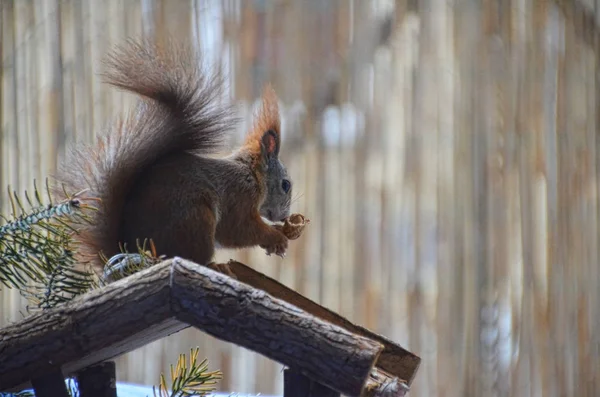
[101,37,235,151]
[55,37,235,272]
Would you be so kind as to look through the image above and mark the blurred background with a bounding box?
[2,0,600,396]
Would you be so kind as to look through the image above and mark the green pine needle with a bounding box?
[152,347,222,397]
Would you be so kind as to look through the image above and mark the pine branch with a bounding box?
[0,180,99,311]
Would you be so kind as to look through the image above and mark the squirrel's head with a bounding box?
[258,129,292,222]
[242,85,292,222]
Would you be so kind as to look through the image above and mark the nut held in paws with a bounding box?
[281,213,310,240]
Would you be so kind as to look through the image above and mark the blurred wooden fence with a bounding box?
[2,0,600,396]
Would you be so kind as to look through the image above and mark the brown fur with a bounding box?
[54,37,291,274]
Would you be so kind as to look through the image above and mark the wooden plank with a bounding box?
[593,2,600,394]
[480,1,510,394]
[31,367,70,397]
[283,369,339,397]
[37,0,63,175]
[76,361,117,397]
[549,1,569,394]
[432,0,458,394]
[452,1,481,395]
[62,319,186,384]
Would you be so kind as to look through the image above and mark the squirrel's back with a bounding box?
[55,38,236,270]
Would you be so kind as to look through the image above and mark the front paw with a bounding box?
[260,231,288,258]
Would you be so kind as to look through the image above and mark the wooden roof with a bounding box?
[0,258,419,397]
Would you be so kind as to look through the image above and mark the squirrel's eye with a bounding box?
[281,179,291,193]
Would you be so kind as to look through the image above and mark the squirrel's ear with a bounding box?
[242,84,282,158]
[261,129,280,158]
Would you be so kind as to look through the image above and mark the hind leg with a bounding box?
[167,203,236,279]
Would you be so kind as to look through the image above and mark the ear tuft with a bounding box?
[241,84,282,158]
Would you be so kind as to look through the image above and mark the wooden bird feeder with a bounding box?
[0,258,420,397]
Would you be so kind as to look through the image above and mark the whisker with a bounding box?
[291,192,304,205]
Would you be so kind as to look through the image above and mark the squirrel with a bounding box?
[54,37,303,277]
